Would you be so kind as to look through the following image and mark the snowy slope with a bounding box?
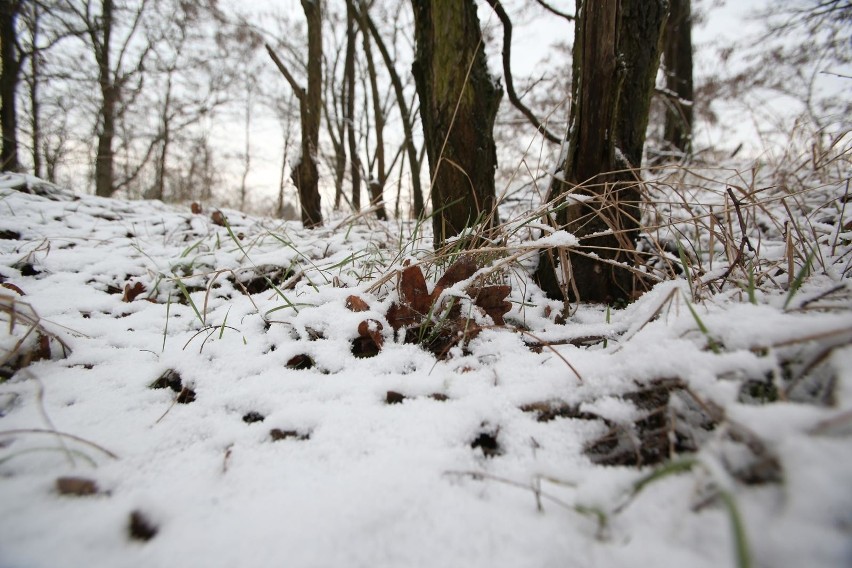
[1,173,850,568]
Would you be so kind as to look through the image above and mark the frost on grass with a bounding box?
[0,166,851,568]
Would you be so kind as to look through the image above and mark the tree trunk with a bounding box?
[359,5,387,220]
[662,0,694,157]
[411,0,502,247]
[290,0,323,228]
[29,1,42,178]
[358,2,423,218]
[535,0,666,304]
[344,1,361,212]
[1,0,20,172]
[95,0,116,197]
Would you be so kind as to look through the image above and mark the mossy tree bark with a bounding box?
[535,0,667,304]
[411,0,502,248]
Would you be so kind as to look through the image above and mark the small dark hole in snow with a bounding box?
[243,411,265,423]
[352,336,381,358]
[471,432,502,457]
[0,229,20,240]
[17,263,40,277]
[128,510,158,542]
[430,393,449,402]
[386,391,406,404]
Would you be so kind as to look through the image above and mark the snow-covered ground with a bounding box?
[1,172,850,567]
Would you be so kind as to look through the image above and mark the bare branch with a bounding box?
[534,0,575,22]
[265,43,305,101]
[484,0,562,144]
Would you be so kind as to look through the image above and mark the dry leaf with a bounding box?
[211,210,227,226]
[56,476,99,496]
[345,295,370,312]
[191,202,202,214]
[399,265,432,314]
[469,285,512,325]
[122,281,146,302]
[357,319,384,349]
[386,302,418,330]
[436,257,478,289]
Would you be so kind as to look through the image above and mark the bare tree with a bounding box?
[358,2,424,218]
[266,0,323,228]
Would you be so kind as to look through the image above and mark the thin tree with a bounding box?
[662,0,694,158]
[411,0,502,247]
[266,0,323,228]
[343,0,361,211]
[535,0,667,304]
[357,1,424,218]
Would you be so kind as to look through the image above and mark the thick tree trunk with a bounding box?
[663,0,694,157]
[95,0,116,197]
[411,0,502,247]
[291,0,323,228]
[1,0,20,172]
[536,0,666,304]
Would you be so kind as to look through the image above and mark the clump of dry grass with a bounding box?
[1,293,72,382]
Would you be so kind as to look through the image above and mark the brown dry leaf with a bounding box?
[469,285,512,325]
[357,319,384,349]
[122,281,146,302]
[286,354,314,370]
[436,257,478,289]
[211,210,227,226]
[386,302,418,330]
[345,295,370,312]
[35,333,51,361]
[399,265,432,314]
[191,202,202,214]
[56,476,99,496]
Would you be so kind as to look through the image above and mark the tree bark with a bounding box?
[662,0,694,157]
[29,1,41,178]
[411,0,502,248]
[535,0,666,304]
[359,6,386,220]
[1,0,21,172]
[269,3,324,228]
[94,0,116,197]
[291,0,323,227]
[343,1,361,211]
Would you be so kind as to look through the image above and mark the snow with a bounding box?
[1,173,851,567]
